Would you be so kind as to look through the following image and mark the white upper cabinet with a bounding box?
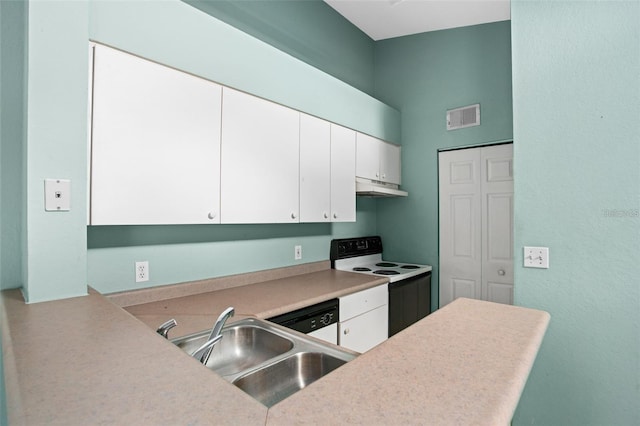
[299,113,331,222]
[299,116,356,223]
[90,44,222,225]
[330,124,356,222]
[220,87,300,223]
[356,133,402,185]
[379,140,402,185]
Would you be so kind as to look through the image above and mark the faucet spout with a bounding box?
[195,306,235,365]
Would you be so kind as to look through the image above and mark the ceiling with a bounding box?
[323,0,511,41]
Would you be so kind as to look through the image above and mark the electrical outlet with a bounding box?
[294,245,302,260]
[135,261,149,282]
[523,247,549,269]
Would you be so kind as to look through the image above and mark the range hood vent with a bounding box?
[356,178,408,198]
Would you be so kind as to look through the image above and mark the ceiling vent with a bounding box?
[446,103,480,130]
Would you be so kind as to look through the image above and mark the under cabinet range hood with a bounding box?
[355,178,408,197]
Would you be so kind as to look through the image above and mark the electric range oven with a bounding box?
[330,236,433,337]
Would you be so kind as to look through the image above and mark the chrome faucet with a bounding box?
[156,318,178,339]
[192,307,235,365]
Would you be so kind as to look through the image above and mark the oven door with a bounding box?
[388,272,431,337]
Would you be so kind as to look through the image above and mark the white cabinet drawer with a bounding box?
[339,284,388,321]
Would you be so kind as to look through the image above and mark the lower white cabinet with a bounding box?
[338,284,388,353]
[308,323,338,345]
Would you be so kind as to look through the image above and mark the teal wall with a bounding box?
[0,0,26,292]
[511,1,640,425]
[0,0,26,421]
[86,0,389,294]
[373,22,514,308]
[183,0,375,96]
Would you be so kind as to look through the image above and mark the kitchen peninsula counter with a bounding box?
[2,265,549,425]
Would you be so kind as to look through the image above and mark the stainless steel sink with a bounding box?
[233,352,347,407]
[171,317,357,406]
[172,318,294,377]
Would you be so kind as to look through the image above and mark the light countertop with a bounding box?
[2,265,549,425]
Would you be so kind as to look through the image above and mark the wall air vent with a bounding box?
[446,103,480,130]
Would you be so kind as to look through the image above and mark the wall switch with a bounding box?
[44,179,71,211]
[294,245,302,260]
[135,261,149,282]
[524,247,549,268]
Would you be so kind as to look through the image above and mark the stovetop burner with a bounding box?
[374,270,400,275]
[331,236,432,283]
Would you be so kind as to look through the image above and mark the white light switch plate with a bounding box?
[44,179,71,211]
[524,246,549,268]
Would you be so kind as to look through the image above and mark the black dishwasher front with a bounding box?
[267,298,339,344]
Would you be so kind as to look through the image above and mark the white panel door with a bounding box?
[300,113,331,222]
[439,144,513,307]
[330,124,356,222]
[481,144,514,304]
[439,149,482,307]
[90,44,222,225]
[220,87,300,223]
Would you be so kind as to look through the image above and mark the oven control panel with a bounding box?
[330,236,383,260]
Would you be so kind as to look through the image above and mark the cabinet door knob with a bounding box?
[343,328,350,335]
[291,212,297,220]
[498,269,506,276]
[324,212,329,219]
[375,172,379,178]
[333,213,338,219]
[207,211,216,220]
[381,173,386,179]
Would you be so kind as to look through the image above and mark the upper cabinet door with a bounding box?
[380,142,401,185]
[90,44,222,225]
[355,133,380,181]
[330,124,356,222]
[300,113,331,222]
[355,133,402,185]
[220,88,300,223]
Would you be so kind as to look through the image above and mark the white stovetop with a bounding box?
[334,254,432,283]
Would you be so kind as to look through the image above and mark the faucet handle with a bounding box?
[156,318,178,339]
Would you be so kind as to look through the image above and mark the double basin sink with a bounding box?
[171,318,356,407]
